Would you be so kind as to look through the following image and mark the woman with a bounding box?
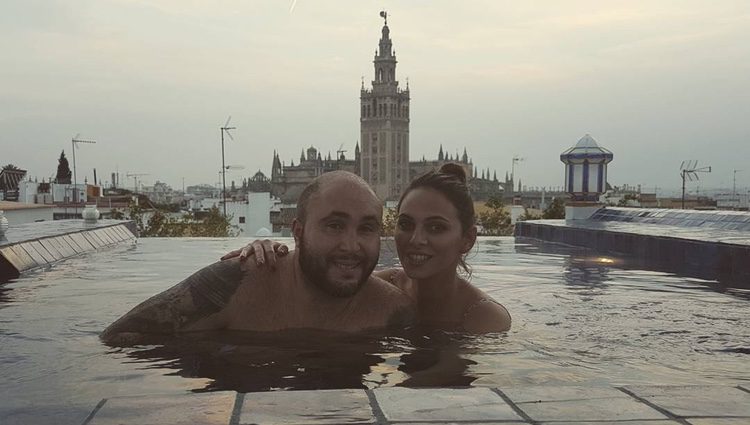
[223,163,511,333]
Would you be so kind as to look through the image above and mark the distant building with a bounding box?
[269,146,360,204]
[0,167,27,201]
[140,181,182,205]
[244,171,272,193]
[715,192,749,210]
[360,13,411,201]
[190,193,280,236]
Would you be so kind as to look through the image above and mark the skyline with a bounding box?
[2,1,749,195]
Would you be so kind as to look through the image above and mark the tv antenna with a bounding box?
[680,160,711,209]
[336,143,347,160]
[71,134,96,216]
[220,116,236,217]
[733,169,743,198]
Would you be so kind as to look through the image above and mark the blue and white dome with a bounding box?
[560,134,613,201]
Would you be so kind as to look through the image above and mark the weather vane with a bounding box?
[379,10,387,25]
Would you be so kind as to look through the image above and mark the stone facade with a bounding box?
[360,16,411,201]
[269,146,359,203]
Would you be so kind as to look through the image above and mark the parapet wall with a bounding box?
[515,208,750,285]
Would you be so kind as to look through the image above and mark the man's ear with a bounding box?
[292,219,303,246]
[461,225,477,254]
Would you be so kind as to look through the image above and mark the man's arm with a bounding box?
[100,259,245,345]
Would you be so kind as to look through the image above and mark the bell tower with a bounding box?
[360,11,410,201]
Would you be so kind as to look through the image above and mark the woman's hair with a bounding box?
[397,163,475,274]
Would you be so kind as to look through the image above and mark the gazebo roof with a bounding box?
[560,134,613,162]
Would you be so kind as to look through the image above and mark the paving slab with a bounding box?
[0,405,91,425]
[374,387,522,422]
[502,386,627,403]
[38,238,64,260]
[624,385,750,417]
[687,419,750,425]
[27,240,57,263]
[550,422,680,425]
[504,386,667,422]
[87,392,235,425]
[5,245,38,270]
[240,389,374,424]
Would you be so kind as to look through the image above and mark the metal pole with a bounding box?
[733,170,742,198]
[510,158,516,197]
[71,139,78,216]
[681,170,686,209]
[221,129,227,217]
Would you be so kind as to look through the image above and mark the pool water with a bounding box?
[0,237,748,418]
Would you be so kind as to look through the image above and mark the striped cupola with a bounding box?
[560,134,613,202]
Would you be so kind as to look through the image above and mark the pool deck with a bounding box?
[16,384,733,424]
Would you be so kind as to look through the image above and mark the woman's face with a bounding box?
[395,187,475,281]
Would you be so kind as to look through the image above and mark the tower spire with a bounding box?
[360,12,410,201]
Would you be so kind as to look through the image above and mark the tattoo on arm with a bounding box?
[101,260,244,343]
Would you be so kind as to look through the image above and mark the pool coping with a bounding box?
[69,384,750,425]
[0,220,137,281]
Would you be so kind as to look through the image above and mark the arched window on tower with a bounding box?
[390,69,395,81]
[362,105,366,117]
[377,68,383,82]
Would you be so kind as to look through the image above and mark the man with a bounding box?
[101,171,414,345]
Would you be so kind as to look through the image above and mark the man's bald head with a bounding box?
[296,171,380,224]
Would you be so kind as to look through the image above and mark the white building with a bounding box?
[18,181,88,204]
[716,192,750,210]
[190,192,280,236]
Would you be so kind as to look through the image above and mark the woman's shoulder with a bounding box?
[374,268,416,298]
[461,287,511,333]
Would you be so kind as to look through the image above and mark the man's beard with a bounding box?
[298,235,377,297]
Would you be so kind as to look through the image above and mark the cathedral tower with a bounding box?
[360,11,410,201]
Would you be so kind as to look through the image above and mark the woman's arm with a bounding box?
[221,239,289,268]
[373,268,400,282]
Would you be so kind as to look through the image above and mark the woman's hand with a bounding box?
[220,239,289,268]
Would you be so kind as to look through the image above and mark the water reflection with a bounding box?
[563,257,612,290]
[106,328,480,393]
[515,238,750,300]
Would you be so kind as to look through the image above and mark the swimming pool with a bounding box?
[1,237,748,421]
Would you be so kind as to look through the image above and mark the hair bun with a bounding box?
[438,163,467,184]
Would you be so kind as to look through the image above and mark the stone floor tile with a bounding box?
[396,423,528,425]
[550,422,680,425]
[88,391,235,425]
[624,385,750,417]
[502,386,627,403]
[687,419,750,425]
[0,405,91,425]
[240,389,374,424]
[373,387,522,422]
[515,395,667,422]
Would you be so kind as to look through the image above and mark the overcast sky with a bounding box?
[2,0,749,195]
